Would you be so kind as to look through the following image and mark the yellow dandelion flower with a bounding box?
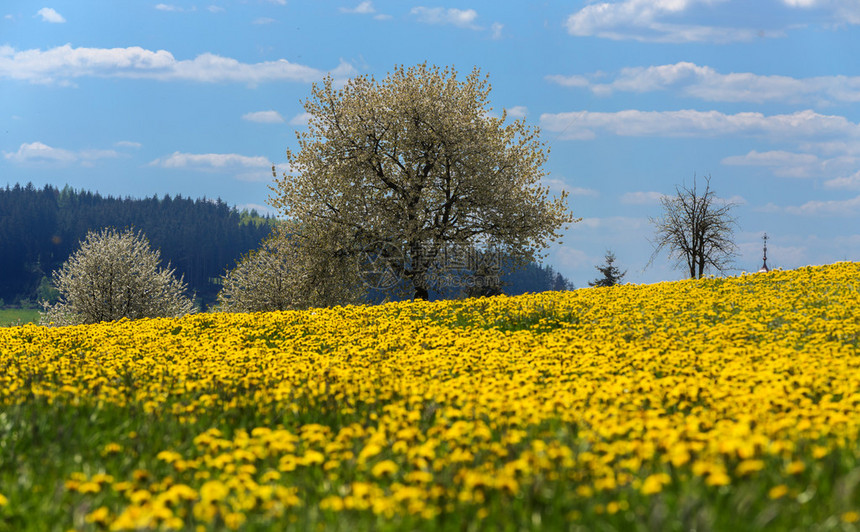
[768,485,789,499]
[358,443,383,464]
[91,473,114,485]
[735,459,765,476]
[129,489,152,504]
[575,485,593,498]
[371,460,399,478]
[705,471,731,487]
[785,461,806,475]
[112,481,134,493]
[77,481,101,494]
[300,450,325,466]
[166,483,198,501]
[101,442,123,456]
[320,495,345,511]
[842,511,860,524]
[85,506,110,524]
[199,480,229,502]
[224,511,246,530]
[260,470,281,483]
[640,473,671,495]
[156,450,183,464]
[192,501,218,522]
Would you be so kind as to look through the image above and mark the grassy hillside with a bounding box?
[0,308,39,327]
[0,262,858,531]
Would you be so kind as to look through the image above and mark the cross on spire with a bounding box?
[758,233,769,273]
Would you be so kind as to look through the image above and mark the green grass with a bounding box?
[0,309,39,327]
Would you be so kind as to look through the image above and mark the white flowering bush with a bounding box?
[40,228,194,326]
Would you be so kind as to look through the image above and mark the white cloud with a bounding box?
[781,0,860,24]
[547,62,860,105]
[115,140,143,149]
[555,247,595,269]
[37,7,65,23]
[242,110,285,123]
[564,0,765,43]
[578,216,649,231]
[341,1,375,14]
[505,106,528,119]
[539,176,597,198]
[3,141,120,165]
[208,6,225,13]
[491,22,504,39]
[722,150,819,168]
[4,141,75,164]
[149,151,277,182]
[289,112,312,126]
[824,171,860,190]
[722,149,860,182]
[149,152,271,170]
[411,7,480,29]
[620,191,665,204]
[565,0,860,42]
[155,4,183,12]
[540,109,860,141]
[545,74,591,89]
[569,187,600,197]
[0,45,356,85]
[784,195,860,216]
[719,194,747,206]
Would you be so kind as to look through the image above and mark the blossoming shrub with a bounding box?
[1,262,859,530]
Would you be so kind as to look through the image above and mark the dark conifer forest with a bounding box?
[0,183,574,309]
[0,183,272,308]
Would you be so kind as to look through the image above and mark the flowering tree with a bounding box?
[40,228,194,325]
[269,63,576,301]
[216,224,362,312]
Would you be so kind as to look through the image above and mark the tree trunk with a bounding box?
[414,284,429,301]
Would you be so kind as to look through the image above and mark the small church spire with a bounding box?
[758,233,769,273]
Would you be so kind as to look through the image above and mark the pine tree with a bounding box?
[588,251,626,288]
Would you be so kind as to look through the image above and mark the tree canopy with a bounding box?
[270,63,576,301]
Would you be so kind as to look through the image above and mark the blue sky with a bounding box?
[2,1,859,286]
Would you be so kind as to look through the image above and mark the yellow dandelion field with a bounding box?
[0,262,859,530]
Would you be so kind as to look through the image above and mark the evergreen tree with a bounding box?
[589,251,626,288]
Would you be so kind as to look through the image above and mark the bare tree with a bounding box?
[269,63,577,301]
[648,175,739,279]
[40,228,194,326]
